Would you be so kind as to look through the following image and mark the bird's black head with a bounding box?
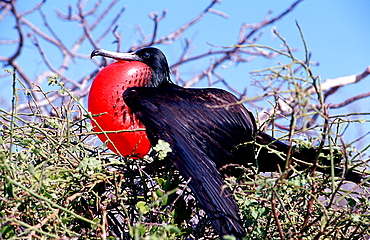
[91,47,172,87]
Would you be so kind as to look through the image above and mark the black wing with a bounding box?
[124,86,254,238]
[255,128,364,183]
[123,85,364,238]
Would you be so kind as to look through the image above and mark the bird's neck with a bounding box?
[157,80,179,88]
[149,70,174,88]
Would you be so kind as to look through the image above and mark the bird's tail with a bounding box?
[255,132,364,183]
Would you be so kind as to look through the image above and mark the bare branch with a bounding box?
[149,10,167,45]
[151,0,221,46]
[20,17,60,47]
[327,91,370,109]
[238,0,302,45]
[207,8,229,19]
[78,0,102,17]
[313,66,370,96]
[112,25,122,53]
[78,2,99,49]
[38,8,73,58]
[172,1,303,88]
[18,0,45,17]
[7,1,24,65]
[31,36,81,87]
[96,6,126,44]
[0,1,11,21]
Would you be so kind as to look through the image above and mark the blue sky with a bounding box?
[1,0,369,150]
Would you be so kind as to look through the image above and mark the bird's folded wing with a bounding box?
[124,86,255,238]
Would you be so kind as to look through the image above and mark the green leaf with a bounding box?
[91,218,100,229]
[222,236,237,240]
[163,225,181,234]
[161,194,168,206]
[352,214,361,222]
[136,201,149,214]
[1,225,15,238]
[358,117,366,123]
[85,122,92,132]
[156,188,164,197]
[28,164,35,176]
[153,140,172,159]
[347,198,357,207]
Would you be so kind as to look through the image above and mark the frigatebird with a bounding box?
[90,47,363,239]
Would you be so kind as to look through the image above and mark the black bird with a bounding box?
[91,47,364,239]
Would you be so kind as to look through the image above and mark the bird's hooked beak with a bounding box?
[91,49,141,62]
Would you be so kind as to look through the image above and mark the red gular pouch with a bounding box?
[88,61,152,157]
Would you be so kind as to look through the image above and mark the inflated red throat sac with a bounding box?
[88,61,152,157]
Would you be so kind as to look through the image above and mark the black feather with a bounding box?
[124,86,251,238]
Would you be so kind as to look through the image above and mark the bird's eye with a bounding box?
[143,52,150,59]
